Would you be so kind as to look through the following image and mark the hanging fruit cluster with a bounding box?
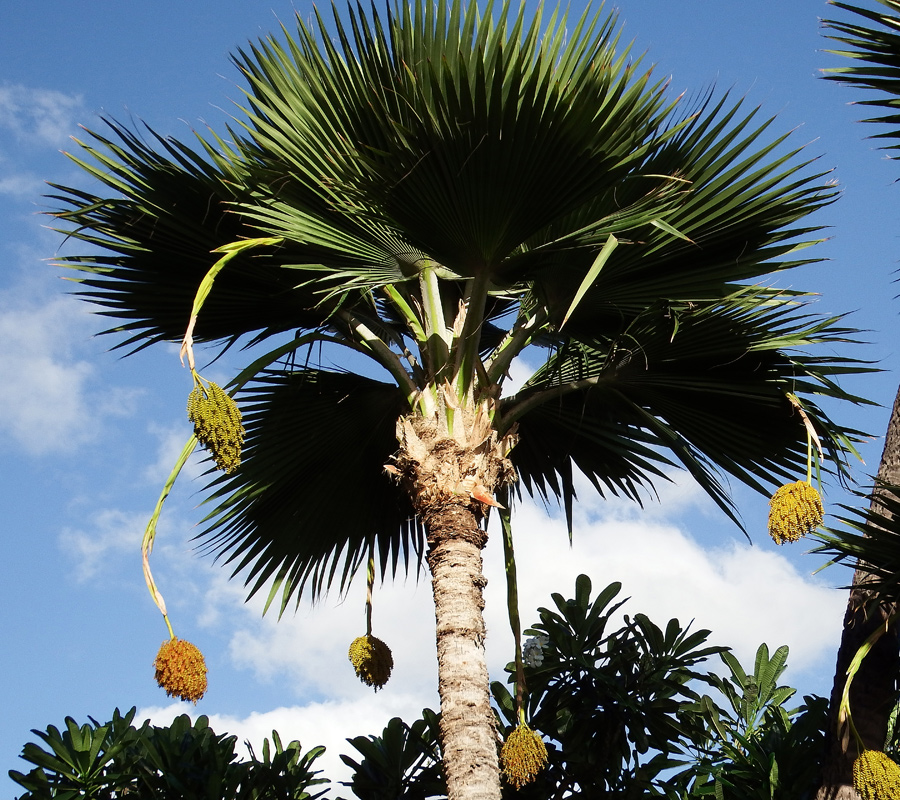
[187,375,244,474]
[154,637,208,704]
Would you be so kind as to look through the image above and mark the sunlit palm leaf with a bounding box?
[228,0,683,277]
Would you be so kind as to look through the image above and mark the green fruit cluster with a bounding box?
[348,635,393,690]
[187,381,244,473]
[853,750,900,800]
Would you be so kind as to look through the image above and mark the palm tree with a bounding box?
[814,3,900,797]
[48,2,871,797]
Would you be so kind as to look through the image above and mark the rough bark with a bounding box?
[816,385,900,800]
[425,502,500,800]
[390,407,517,800]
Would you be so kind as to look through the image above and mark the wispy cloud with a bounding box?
[143,422,208,485]
[0,170,46,199]
[0,290,100,455]
[60,507,147,582]
[0,84,84,148]
[212,473,839,695]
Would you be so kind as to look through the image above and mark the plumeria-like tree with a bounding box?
[50,2,871,797]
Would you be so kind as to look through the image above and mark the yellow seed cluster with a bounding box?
[853,750,900,800]
[187,381,244,474]
[501,722,548,790]
[767,480,823,545]
[348,635,393,691]
[154,638,208,704]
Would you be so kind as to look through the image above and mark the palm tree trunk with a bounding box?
[425,502,500,800]
[816,385,900,800]
[393,407,516,800]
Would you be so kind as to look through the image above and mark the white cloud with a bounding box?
[143,422,207,485]
[485,490,846,675]
[0,262,145,456]
[0,84,83,148]
[0,291,100,454]
[60,507,147,582]
[0,171,45,199]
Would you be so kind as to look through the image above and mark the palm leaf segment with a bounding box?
[823,0,900,151]
[50,0,871,611]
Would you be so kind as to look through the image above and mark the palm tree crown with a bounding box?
[49,4,872,794]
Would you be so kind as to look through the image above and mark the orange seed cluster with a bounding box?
[154,638,208,704]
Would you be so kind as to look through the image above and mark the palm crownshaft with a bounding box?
[50,2,872,797]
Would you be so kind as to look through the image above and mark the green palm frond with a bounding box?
[47,120,345,351]
[823,0,900,149]
[529,94,837,332]
[504,288,872,531]
[199,369,421,614]
[811,483,900,604]
[227,0,684,278]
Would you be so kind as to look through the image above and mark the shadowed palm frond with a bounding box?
[823,0,900,150]
[198,369,422,614]
[505,288,873,532]
[811,483,900,604]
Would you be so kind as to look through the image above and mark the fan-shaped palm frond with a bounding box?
[199,369,422,614]
[823,0,900,151]
[505,287,872,532]
[812,483,900,605]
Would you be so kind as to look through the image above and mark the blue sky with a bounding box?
[2,0,900,793]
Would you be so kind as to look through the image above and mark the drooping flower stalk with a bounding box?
[140,435,209,701]
[498,497,547,789]
[500,497,526,716]
[348,540,393,690]
[839,608,900,761]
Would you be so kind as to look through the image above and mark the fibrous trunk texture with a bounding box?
[426,502,500,800]
[390,408,516,800]
[816,385,900,800]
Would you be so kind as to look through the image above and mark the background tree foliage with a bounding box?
[10,708,327,800]
[10,577,831,799]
